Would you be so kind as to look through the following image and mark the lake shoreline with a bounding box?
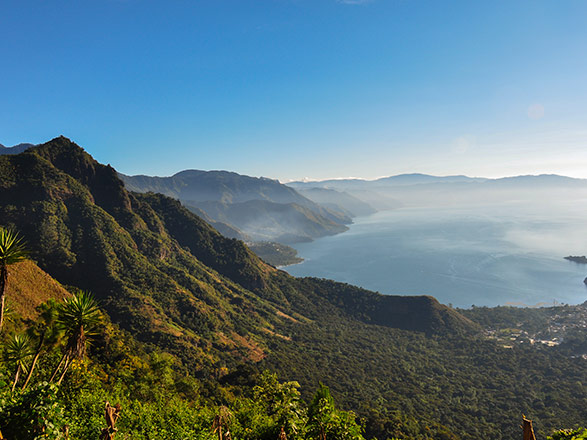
[285,204,587,308]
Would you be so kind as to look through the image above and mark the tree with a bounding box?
[307,384,364,440]
[0,382,66,439]
[253,371,306,439]
[5,334,33,392]
[0,228,28,332]
[50,290,102,385]
[22,300,63,390]
[548,428,587,440]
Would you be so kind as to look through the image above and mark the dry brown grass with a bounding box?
[6,260,71,320]
[216,331,266,362]
[261,327,292,341]
[276,310,301,324]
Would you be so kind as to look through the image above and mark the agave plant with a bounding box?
[22,300,63,390]
[2,302,15,325]
[5,333,33,392]
[0,227,28,331]
[50,290,102,384]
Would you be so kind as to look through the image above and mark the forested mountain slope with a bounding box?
[0,137,585,439]
[120,169,351,243]
[0,137,471,360]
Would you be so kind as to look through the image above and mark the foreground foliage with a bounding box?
[0,293,583,440]
[548,428,587,440]
[0,227,28,331]
[0,296,367,440]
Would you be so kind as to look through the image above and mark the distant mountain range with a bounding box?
[289,173,587,188]
[294,187,377,217]
[6,138,587,246]
[0,142,36,155]
[291,173,487,188]
[288,173,587,209]
[120,170,354,244]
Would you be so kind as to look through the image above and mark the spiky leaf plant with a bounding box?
[22,300,63,390]
[5,334,33,392]
[0,228,28,331]
[51,290,101,384]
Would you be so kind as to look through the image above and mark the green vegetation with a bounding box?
[0,228,29,331]
[0,137,585,439]
[247,242,303,267]
[0,291,582,439]
[548,428,587,440]
[0,294,365,440]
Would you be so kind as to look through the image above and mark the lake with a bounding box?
[284,200,587,308]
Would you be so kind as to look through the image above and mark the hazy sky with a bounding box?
[2,0,587,181]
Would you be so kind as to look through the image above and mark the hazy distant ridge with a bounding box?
[289,172,586,187]
[120,169,352,243]
[288,173,587,210]
[0,142,35,155]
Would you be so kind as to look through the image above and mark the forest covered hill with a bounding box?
[0,137,585,439]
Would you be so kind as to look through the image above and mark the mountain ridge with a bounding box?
[287,172,587,210]
[120,169,352,243]
[289,172,586,187]
[0,142,36,155]
[187,199,349,243]
[1,137,585,439]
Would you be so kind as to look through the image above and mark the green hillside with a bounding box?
[0,137,585,439]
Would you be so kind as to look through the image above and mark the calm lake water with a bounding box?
[284,201,587,308]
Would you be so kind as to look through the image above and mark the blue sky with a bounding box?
[2,0,587,181]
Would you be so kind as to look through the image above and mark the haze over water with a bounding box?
[284,200,587,308]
